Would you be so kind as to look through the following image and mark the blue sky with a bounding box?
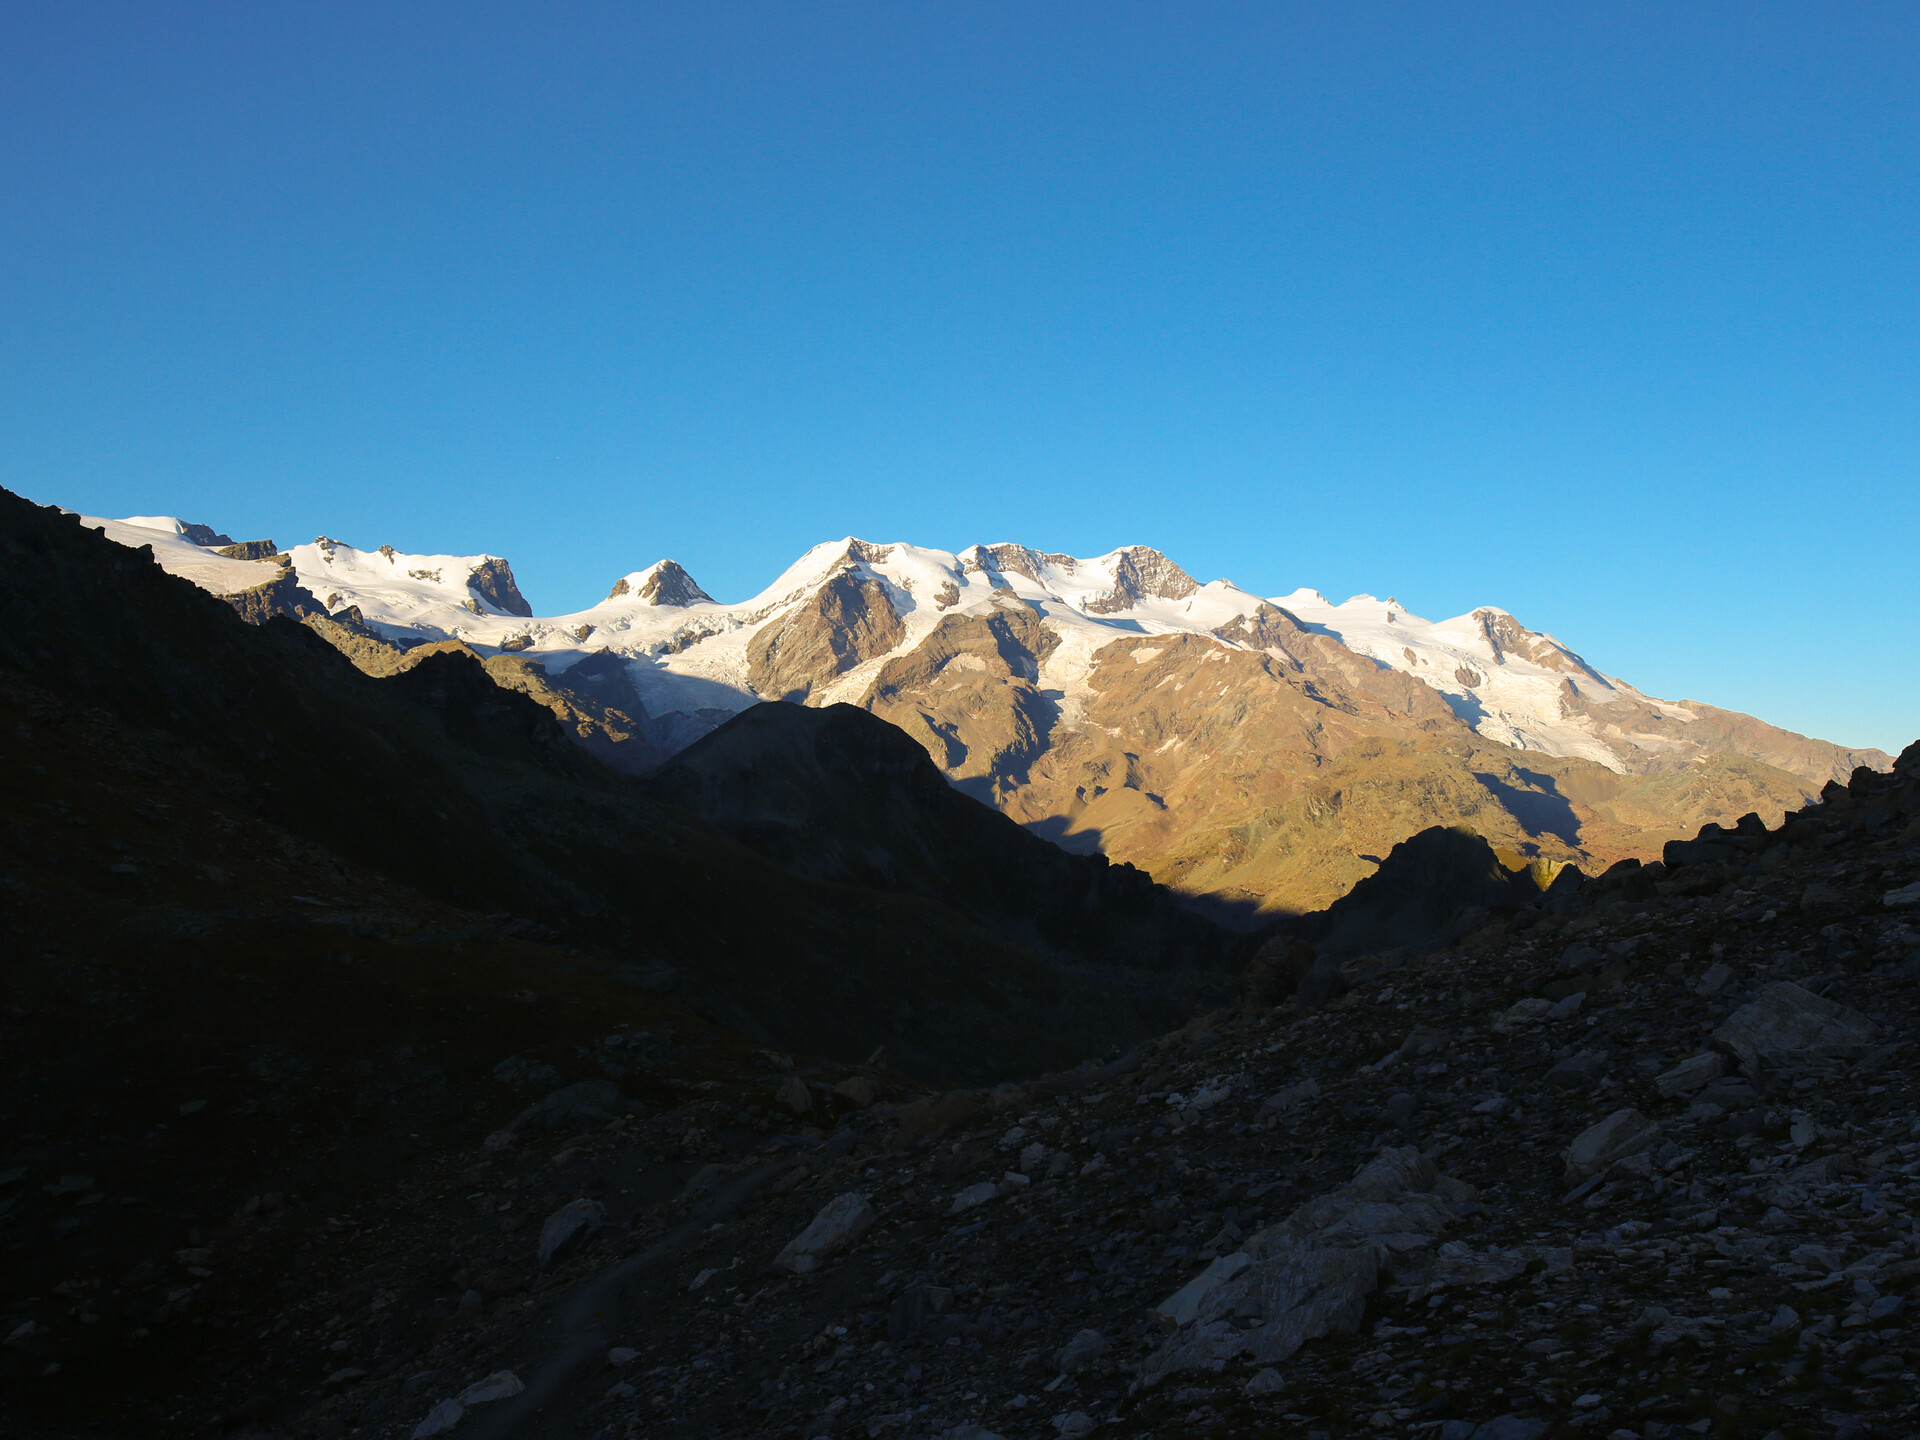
[3,2,1915,752]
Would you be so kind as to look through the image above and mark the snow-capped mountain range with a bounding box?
[82,512,1888,913]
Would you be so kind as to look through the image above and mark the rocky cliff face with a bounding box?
[218,559,327,625]
[1081,544,1201,613]
[862,603,1061,794]
[746,563,906,701]
[637,558,712,606]
[464,555,533,617]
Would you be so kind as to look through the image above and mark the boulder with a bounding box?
[1562,1110,1662,1184]
[1711,981,1879,1074]
[411,1399,464,1437]
[1057,1328,1111,1374]
[1544,1053,1607,1090]
[1294,954,1351,1010]
[833,1075,877,1107]
[1261,1077,1321,1112]
[457,1370,523,1404]
[1470,1420,1548,1440]
[1663,835,1740,870]
[492,1056,565,1090]
[894,1091,986,1147]
[1654,1053,1724,1097]
[1154,1251,1252,1329]
[1545,992,1585,1021]
[518,1080,638,1132]
[1694,962,1735,996]
[949,1181,998,1215]
[773,1192,875,1274]
[774,1075,813,1115]
[1143,1148,1471,1385]
[537,1198,608,1265]
[1556,943,1603,974]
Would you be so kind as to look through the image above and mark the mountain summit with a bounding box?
[85,515,1889,913]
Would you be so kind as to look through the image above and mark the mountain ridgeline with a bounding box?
[86,511,1890,920]
[2,489,1253,1083]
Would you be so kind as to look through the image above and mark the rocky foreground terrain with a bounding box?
[11,744,1910,1439]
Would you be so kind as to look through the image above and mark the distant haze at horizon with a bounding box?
[4,3,1915,753]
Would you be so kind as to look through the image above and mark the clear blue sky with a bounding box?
[3,3,1915,752]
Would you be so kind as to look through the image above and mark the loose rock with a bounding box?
[772,1192,874,1274]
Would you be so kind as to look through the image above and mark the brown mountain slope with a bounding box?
[107,517,1883,920]
[861,623,1825,916]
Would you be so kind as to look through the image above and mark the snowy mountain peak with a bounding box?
[87,509,1888,792]
[119,515,237,548]
[288,535,531,620]
[953,543,1200,614]
[1464,606,1596,678]
[1083,546,1201,615]
[605,560,713,608]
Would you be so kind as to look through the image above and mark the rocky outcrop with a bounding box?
[1304,824,1553,955]
[479,652,666,775]
[297,627,668,775]
[213,539,279,561]
[746,566,905,701]
[607,559,714,606]
[636,560,711,607]
[1141,1148,1476,1385]
[466,556,532,617]
[1471,607,1602,679]
[964,543,1076,585]
[178,520,235,547]
[1082,545,1199,614]
[220,562,327,625]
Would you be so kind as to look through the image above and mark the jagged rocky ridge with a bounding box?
[82,512,1890,916]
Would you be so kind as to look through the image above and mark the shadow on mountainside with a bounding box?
[1020,813,1104,855]
[0,488,1241,1085]
[639,702,1255,978]
[1472,766,1584,847]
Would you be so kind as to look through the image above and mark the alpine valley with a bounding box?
[7,491,1920,1440]
[85,514,1889,918]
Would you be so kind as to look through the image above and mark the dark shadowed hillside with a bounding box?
[0,488,1240,1083]
[641,702,1250,975]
